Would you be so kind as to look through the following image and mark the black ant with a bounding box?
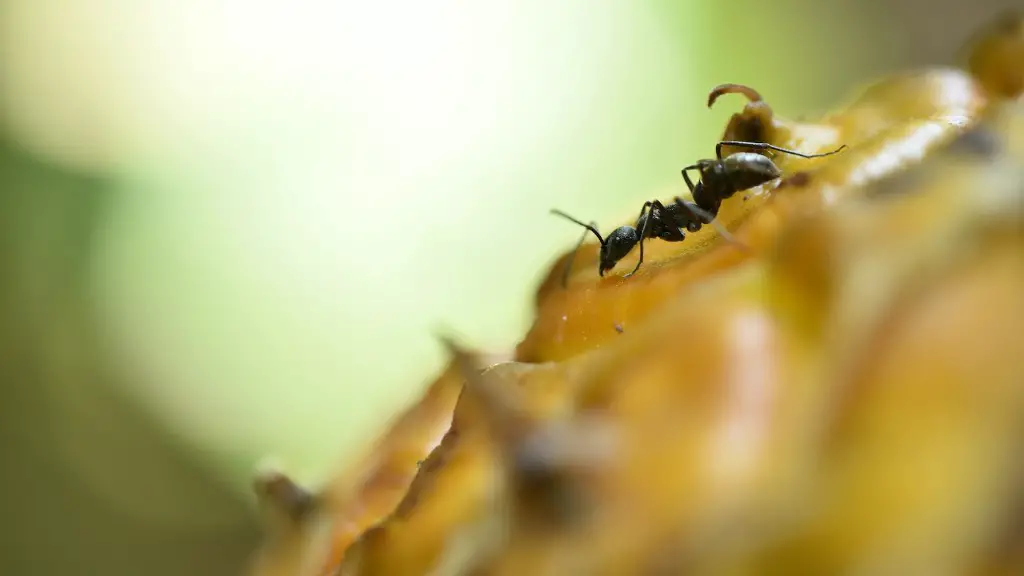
[552,140,847,285]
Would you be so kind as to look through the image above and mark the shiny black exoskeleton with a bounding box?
[552,140,847,284]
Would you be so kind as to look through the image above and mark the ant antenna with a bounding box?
[551,209,604,289]
[561,219,598,289]
[551,209,605,243]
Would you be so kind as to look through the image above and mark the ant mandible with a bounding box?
[552,139,847,285]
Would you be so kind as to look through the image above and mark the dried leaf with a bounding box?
[248,12,1024,576]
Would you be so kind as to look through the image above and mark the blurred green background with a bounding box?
[0,1,1016,574]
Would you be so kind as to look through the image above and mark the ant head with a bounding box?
[599,226,639,276]
[551,210,641,279]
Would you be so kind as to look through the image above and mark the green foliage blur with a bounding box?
[0,1,1001,574]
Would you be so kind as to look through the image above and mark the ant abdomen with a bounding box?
[718,153,783,196]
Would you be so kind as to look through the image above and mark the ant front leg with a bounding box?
[681,165,701,194]
[623,201,653,279]
[681,165,718,221]
[716,140,847,160]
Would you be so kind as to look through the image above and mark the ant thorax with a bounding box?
[638,205,687,241]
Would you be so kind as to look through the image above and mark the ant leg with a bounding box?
[715,140,847,160]
[672,197,749,252]
[632,200,654,227]
[681,165,700,193]
[675,198,716,225]
[624,201,654,278]
[560,221,598,289]
[551,209,607,288]
[682,165,718,214]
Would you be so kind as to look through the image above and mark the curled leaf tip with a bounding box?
[707,83,764,108]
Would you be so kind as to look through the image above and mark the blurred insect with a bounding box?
[552,140,847,284]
